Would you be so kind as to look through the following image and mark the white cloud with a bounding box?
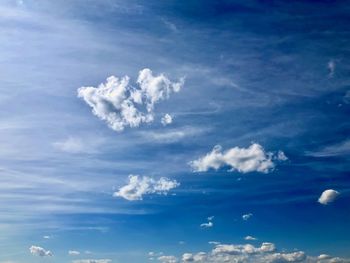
[29,245,52,257]
[190,144,285,174]
[318,189,340,205]
[53,137,86,153]
[78,69,184,132]
[242,213,253,221]
[43,235,51,239]
[244,236,257,241]
[113,175,179,201]
[69,250,81,256]
[328,60,336,77]
[140,126,209,143]
[200,216,214,228]
[159,241,350,263]
[161,114,173,126]
[158,255,178,263]
[200,221,213,228]
[306,140,350,157]
[72,260,111,263]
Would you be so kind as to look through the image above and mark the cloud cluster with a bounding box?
[318,189,340,205]
[29,245,52,257]
[78,68,184,132]
[157,242,350,263]
[113,175,179,201]
[190,144,286,174]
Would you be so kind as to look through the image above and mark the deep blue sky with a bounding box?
[0,0,349,262]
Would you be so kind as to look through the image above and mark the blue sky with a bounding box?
[0,0,350,262]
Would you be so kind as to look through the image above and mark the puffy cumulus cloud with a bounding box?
[29,245,52,257]
[69,250,81,256]
[161,113,173,126]
[158,242,350,263]
[318,189,340,205]
[78,69,184,132]
[158,255,178,263]
[190,144,286,174]
[113,175,179,201]
[72,260,112,263]
[242,213,253,221]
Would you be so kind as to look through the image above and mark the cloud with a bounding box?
[69,250,81,256]
[190,144,286,174]
[318,189,340,205]
[159,241,350,263]
[244,236,257,241]
[113,175,179,201]
[306,140,350,157]
[53,137,87,154]
[29,245,53,257]
[200,216,214,228]
[43,235,51,239]
[328,60,336,77]
[242,213,253,221]
[161,114,173,126]
[78,68,184,132]
[72,260,111,263]
[158,255,178,263]
[139,126,209,143]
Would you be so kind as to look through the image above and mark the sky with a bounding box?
[0,0,350,262]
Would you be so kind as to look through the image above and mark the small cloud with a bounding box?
[328,59,336,77]
[69,250,81,256]
[43,235,51,239]
[209,241,221,245]
[29,245,52,257]
[318,189,340,205]
[113,175,179,201]
[242,213,253,221]
[161,114,173,126]
[72,260,111,263]
[179,241,186,245]
[200,216,214,228]
[162,18,178,32]
[276,151,288,161]
[244,236,257,241]
[190,144,286,174]
[53,137,86,154]
[158,255,178,263]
